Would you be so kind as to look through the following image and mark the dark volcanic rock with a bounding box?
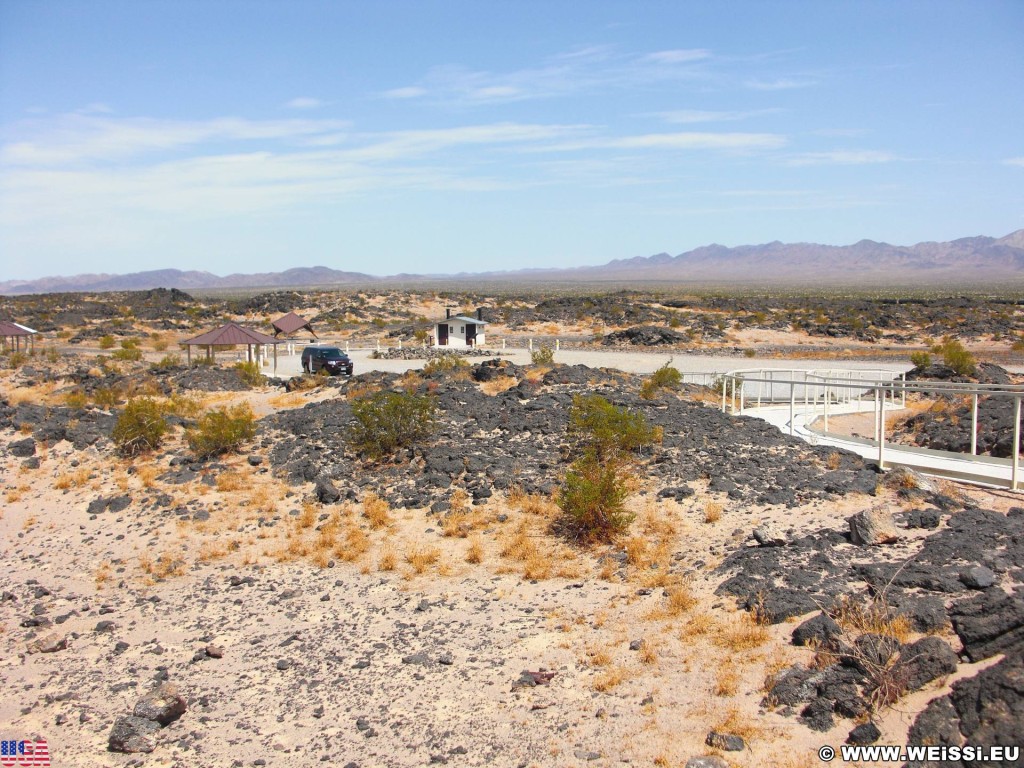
[602,325,687,346]
[9,437,36,457]
[108,716,161,753]
[950,590,1024,663]
[846,722,881,745]
[907,654,1024,757]
[264,366,876,512]
[133,683,187,726]
[792,613,842,647]
[897,636,959,692]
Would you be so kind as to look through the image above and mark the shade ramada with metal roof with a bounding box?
[271,312,316,337]
[0,321,37,337]
[182,322,281,347]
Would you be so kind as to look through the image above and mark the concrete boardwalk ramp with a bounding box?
[744,400,1020,489]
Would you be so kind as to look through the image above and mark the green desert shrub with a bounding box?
[556,454,634,545]
[909,351,932,369]
[152,353,182,369]
[6,351,29,369]
[187,403,257,459]
[112,397,168,457]
[234,360,263,387]
[348,390,437,461]
[112,347,143,361]
[530,344,555,366]
[423,353,469,375]
[98,335,116,350]
[933,338,976,376]
[567,394,660,461]
[640,359,682,399]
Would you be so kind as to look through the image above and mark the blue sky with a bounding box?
[1,0,1022,281]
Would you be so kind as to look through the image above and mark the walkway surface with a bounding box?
[745,401,1018,489]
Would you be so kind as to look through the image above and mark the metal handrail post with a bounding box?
[874,386,880,443]
[823,383,829,432]
[901,373,907,408]
[1013,397,1021,491]
[877,387,886,470]
[971,394,979,456]
[789,384,795,436]
[721,377,727,413]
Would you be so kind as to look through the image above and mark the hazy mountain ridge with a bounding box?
[3,230,1023,294]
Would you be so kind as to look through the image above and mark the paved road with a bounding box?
[264,345,917,379]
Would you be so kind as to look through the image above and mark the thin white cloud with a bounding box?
[285,97,324,110]
[644,49,712,64]
[537,131,787,153]
[1005,157,1024,168]
[379,45,717,105]
[0,116,592,232]
[0,115,351,166]
[745,77,816,91]
[788,150,897,165]
[471,86,524,100]
[657,109,779,124]
[382,86,428,99]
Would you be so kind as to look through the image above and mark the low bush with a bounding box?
[640,359,682,399]
[530,345,555,366]
[234,360,263,387]
[556,455,633,544]
[423,353,468,375]
[348,390,437,461]
[187,403,257,459]
[112,397,168,457]
[98,335,116,350]
[7,351,29,369]
[909,351,932,369]
[152,353,182,369]
[567,394,660,461]
[112,347,143,361]
[936,338,976,376]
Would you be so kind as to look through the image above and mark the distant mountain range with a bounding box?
[4,230,1023,294]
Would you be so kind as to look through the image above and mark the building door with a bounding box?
[465,324,476,346]
[437,324,449,345]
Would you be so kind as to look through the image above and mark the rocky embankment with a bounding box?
[714,466,1024,753]
[263,360,875,512]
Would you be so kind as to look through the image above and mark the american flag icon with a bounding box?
[0,740,50,767]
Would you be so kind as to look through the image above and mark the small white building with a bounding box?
[434,308,489,347]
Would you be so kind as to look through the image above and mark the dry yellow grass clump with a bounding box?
[362,492,393,529]
[404,545,441,575]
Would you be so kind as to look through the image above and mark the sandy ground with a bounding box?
[0,348,1015,768]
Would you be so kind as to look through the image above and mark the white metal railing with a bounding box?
[719,367,1024,490]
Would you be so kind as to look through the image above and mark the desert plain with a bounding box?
[2,287,1024,768]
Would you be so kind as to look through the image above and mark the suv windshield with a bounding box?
[317,348,346,358]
